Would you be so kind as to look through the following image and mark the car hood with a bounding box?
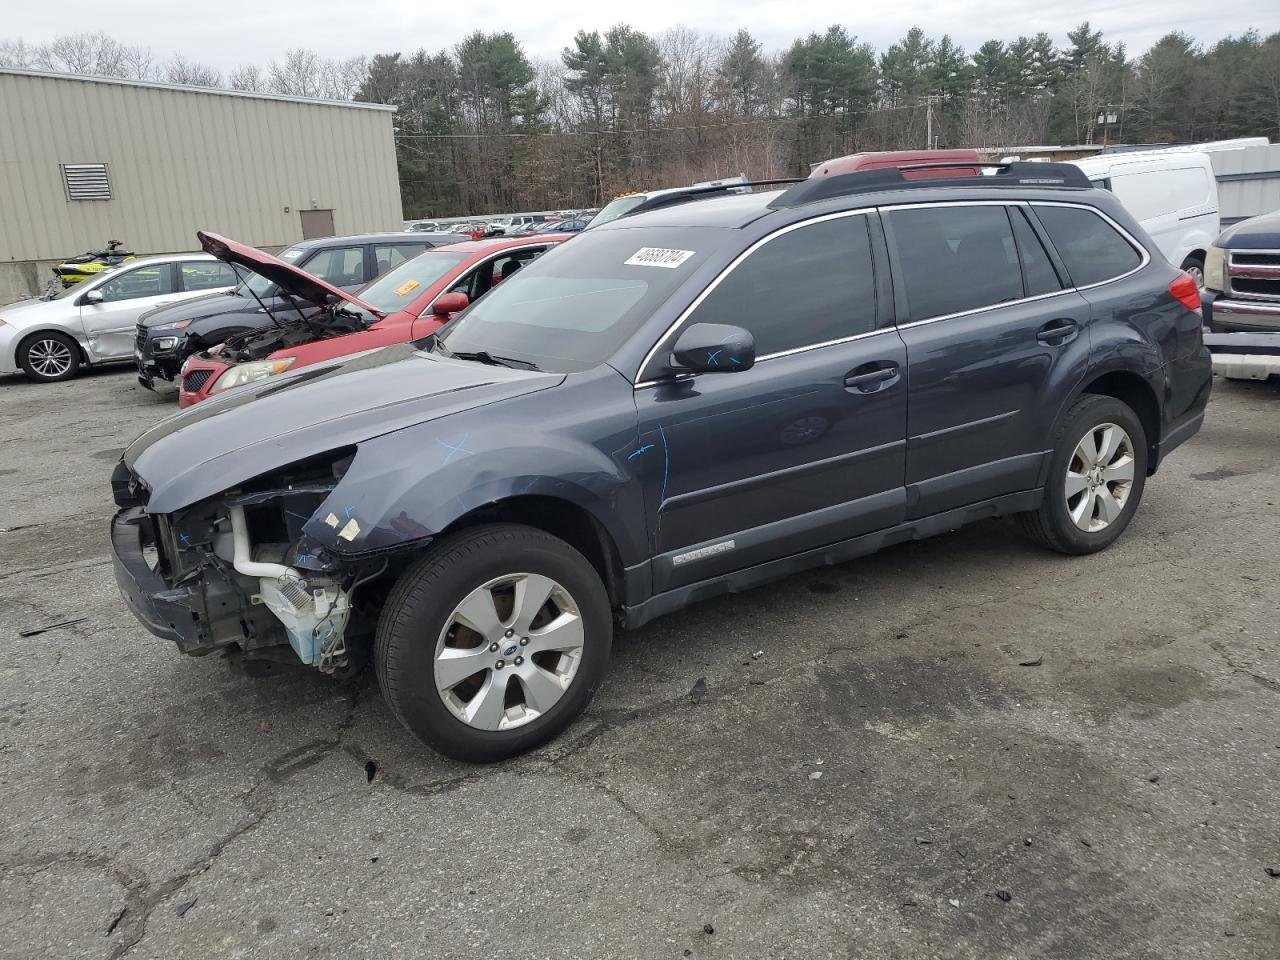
[124,344,564,513]
[139,289,259,328]
[0,295,65,326]
[1218,209,1280,250]
[198,231,379,316]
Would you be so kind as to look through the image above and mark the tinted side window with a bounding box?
[1010,208,1062,297]
[98,263,176,302]
[372,243,427,276]
[886,205,1022,322]
[1034,205,1142,287]
[181,261,237,292]
[686,216,877,356]
[301,246,366,287]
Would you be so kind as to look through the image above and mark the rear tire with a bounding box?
[375,523,612,762]
[1180,253,1206,288]
[18,331,81,382]
[1017,395,1148,554]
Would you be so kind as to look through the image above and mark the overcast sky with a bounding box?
[8,1,1280,71]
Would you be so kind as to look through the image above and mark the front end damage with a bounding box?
[110,450,391,673]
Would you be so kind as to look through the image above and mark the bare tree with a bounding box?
[34,32,153,79]
[268,48,324,98]
[228,64,266,92]
[162,54,222,88]
[0,38,37,68]
[320,55,369,100]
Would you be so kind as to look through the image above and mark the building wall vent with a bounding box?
[62,163,112,201]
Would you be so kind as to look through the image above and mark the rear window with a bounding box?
[357,249,470,313]
[1034,205,1143,287]
[587,195,647,228]
[436,228,719,372]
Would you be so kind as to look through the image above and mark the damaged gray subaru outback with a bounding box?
[112,163,1212,761]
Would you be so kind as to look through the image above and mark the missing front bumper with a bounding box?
[110,507,280,655]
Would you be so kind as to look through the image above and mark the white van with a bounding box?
[1070,152,1219,285]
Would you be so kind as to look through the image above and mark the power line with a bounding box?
[392,103,922,140]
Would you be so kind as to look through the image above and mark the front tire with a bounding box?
[18,331,81,382]
[1017,395,1148,554]
[375,524,612,762]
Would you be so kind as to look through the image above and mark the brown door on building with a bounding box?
[300,209,335,239]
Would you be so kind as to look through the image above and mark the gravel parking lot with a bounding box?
[1,366,1278,960]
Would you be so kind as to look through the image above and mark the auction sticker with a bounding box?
[625,247,695,269]
[394,279,420,296]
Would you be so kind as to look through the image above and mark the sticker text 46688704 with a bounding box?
[625,248,695,269]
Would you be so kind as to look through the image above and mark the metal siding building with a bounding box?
[0,68,401,301]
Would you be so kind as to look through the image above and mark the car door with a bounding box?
[633,212,908,593]
[883,201,1093,519]
[80,262,180,360]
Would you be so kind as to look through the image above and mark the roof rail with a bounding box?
[622,178,805,218]
[768,161,1092,209]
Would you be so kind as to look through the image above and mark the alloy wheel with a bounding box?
[433,572,585,731]
[1185,264,1205,288]
[1065,422,1136,532]
[27,338,74,378]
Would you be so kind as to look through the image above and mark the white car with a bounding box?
[1070,151,1219,285]
[0,253,237,383]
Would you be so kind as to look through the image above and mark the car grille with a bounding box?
[182,369,215,393]
[1227,251,1280,302]
[135,325,148,352]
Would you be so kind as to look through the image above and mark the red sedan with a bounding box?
[178,232,567,406]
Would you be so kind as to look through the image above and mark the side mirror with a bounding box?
[432,291,469,317]
[82,289,104,305]
[671,323,755,374]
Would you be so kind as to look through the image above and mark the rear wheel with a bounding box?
[18,331,81,382]
[375,524,612,762]
[1180,253,1206,288]
[1017,395,1148,554]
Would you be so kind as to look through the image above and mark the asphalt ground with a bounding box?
[1,365,1278,960]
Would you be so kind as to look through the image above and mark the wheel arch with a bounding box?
[437,495,627,609]
[16,327,91,366]
[1079,370,1161,473]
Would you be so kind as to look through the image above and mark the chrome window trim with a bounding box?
[634,198,1151,388]
[1027,200,1150,291]
[635,326,894,389]
[634,208,877,385]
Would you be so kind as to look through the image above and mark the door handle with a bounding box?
[1037,318,1079,344]
[844,363,900,392]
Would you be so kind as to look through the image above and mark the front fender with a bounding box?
[303,383,645,565]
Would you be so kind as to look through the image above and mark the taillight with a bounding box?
[1169,272,1202,313]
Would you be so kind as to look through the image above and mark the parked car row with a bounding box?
[109,154,1212,763]
[0,231,459,385]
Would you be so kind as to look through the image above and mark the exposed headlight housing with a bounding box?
[1203,245,1226,292]
[211,357,296,393]
[153,337,179,351]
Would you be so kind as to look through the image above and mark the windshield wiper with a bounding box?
[448,349,540,371]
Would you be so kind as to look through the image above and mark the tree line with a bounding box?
[4,25,1280,217]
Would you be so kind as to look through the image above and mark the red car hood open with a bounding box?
[197,231,382,315]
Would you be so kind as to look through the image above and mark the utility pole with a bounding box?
[922,95,943,150]
[1095,105,1120,147]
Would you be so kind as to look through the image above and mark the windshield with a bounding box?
[435,227,720,372]
[355,248,469,314]
[586,195,648,229]
[230,245,306,297]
